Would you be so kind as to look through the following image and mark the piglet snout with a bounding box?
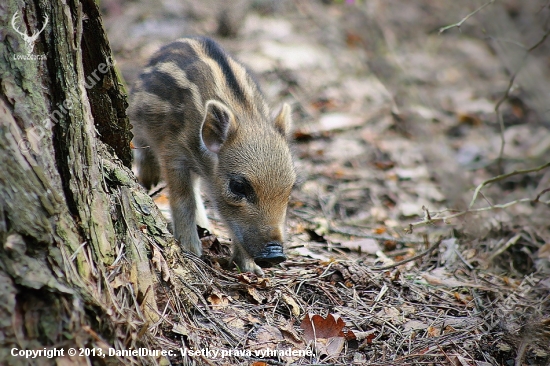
[254,241,286,267]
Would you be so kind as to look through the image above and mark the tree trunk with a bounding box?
[1,1,199,364]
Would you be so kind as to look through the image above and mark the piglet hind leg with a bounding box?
[164,163,203,256]
[133,138,161,190]
[191,172,209,230]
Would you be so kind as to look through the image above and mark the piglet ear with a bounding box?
[201,100,235,154]
[274,103,292,137]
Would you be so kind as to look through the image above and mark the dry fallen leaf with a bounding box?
[422,268,488,289]
[279,320,304,346]
[250,324,305,363]
[423,273,487,289]
[282,293,301,317]
[444,325,457,334]
[353,330,376,341]
[339,328,356,341]
[325,336,345,359]
[207,292,229,308]
[453,292,473,305]
[318,113,364,132]
[339,238,381,255]
[300,313,346,341]
[292,246,330,261]
[450,354,473,366]
[375,307,402,325]
[427,326,440,337]
[110,273,127,289]
[537,243,550,260]
[237,273,270,287]
[172,323,189,336]
[255,324,284,347]
[247,286,266,304]
[151,245,170,282]
[222,308,249,338]
[237,273,253,283]
[402,320,428,332]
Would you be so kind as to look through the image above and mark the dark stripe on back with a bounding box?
[140,70,192,115]
[198,37,248,105]
[148,41,198,72]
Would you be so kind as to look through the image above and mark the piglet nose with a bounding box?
[254,241,286,267]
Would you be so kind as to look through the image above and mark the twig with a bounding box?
[371,238,442,271]
[493,27,550,167]
[526,27,550,53]
[439,0,495,33]
[291,210,425,244]
[469,162,550,208]
[514,339,529,366]
[534,188,550,202]
[487,234,521,262]
[328,226,425,244]
[408,187,550,232]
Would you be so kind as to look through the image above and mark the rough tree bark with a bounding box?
[0,1,200,364]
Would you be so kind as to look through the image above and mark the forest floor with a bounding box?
[101,1,550,365]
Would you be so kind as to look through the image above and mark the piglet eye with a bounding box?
[229,180,246,197]
[229,177,253,199]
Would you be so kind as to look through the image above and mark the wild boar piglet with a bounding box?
[129,37,296,276]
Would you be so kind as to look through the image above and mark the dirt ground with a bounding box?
[102,1,550,365]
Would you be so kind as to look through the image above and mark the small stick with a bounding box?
[372,237,442,271]
[439,0,495,33]
[469,162,550,209]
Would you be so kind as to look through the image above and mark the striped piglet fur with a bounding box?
[129,37,295,275]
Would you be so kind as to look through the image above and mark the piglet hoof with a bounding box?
[254,241,286,268]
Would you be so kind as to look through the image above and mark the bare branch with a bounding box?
[372,237,442,271]
[469,162,550,209]
[439,0,495,33]
[407,185,550,232]
[494,27,550,166]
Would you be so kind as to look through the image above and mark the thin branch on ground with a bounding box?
[469,162,550,209]
[439,0,495,33]
[407,184,549,232]
[291,210,425,244]
[441,2,550,169]
[493,27,550,167]
[372,237,442,271]
[327,226,425,244]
